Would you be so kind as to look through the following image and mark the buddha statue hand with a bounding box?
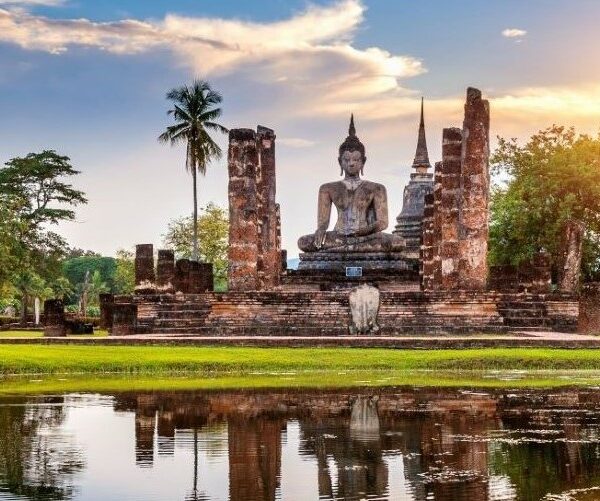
[314,228,327,249]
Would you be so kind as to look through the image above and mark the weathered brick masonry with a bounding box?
[228,126,281,291]
[121,290,579,335]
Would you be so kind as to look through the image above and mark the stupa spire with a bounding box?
[412,97,431,172]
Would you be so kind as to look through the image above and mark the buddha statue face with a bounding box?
[339,149,365,177]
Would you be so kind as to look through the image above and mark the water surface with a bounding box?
[1,387,600,500]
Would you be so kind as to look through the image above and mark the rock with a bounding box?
[348,284,380,334]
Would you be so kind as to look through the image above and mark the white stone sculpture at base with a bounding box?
[348,284,380,335]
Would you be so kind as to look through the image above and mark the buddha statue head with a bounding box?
[338,114,366,177]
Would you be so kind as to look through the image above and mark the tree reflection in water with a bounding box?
[2,388,600,500]
[0,396,84,500]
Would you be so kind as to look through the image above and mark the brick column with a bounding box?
[156,250,175,288]
[111,303,137,336]
[439,127,462,289]
[458,87,490,290]
[135,244,155,286]
[228,129,260,291]
[256,126,281,289]
[99,293,114,329]
[43,299,65,337]
[174,259,190,293]
[421,194,435,290]
[431,161,443,286]
[559,219,585,292]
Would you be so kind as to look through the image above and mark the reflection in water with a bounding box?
[2,388,600,500]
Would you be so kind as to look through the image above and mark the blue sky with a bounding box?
[1,0,599,257]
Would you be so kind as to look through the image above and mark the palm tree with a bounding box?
[159,80,228,261]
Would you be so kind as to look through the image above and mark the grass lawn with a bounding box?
[0,345,600,375]
[1,345,600,393]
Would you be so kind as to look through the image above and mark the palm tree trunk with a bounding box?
[192,166,199,262]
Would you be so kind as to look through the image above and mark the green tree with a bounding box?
[158,80,228,261]
[113,249,135,294]
[490,126,600,280]
[62,255,116,300]
[163,203,229,289]
[0,150,87,321]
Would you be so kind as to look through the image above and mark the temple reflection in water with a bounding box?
[2,388,600,500]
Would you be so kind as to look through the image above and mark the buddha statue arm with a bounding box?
[314,186,332,248]
[369,185,389,233]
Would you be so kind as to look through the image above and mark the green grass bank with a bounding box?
[2,345,600,376]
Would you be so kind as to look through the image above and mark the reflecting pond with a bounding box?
[2,387,600,500]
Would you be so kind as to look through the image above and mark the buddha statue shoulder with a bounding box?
[298,116,404,254]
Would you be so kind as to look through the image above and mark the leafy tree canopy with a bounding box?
[490,125,600,280]
[162,203,228,289]
[0,150,87,318]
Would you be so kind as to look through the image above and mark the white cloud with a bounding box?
[0,0,427,118]
[502,28,527,38]
[0,0,64,5]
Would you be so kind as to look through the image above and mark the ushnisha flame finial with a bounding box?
[349,113,356,137]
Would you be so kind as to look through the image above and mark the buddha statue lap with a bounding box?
[297,116,406,270]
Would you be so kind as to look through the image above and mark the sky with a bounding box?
[1,0,600,258]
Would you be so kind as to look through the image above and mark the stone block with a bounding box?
[156,250,175,288]
[135,244,155,286]
[99,293,114,329]
[348,284,380,334]
[43,299,65,337]
[111,303,137,336]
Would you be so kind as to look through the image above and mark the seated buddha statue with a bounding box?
[298,116,404,254]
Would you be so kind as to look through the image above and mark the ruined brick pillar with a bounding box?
[420,194,435,290]
[558,219,585,292]
[458,88,490,290]
[156,250,175,288]
[228,129,259,291]
[431,161,443,286]
[174,259,191,293]
[228,126,281,291]
[135,244,155,287]
[439,128,463,289]
[43,299,65,337]
[256,126,282,288]
[99,293,114,329]
[111,303,137,336]
[200,263,214,292]
[188,261,214,293]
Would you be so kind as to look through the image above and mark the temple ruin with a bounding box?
[85,86,582,338]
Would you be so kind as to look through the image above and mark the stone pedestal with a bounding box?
[135,244,155,286]
[43,299,66,337]
[99,293,114,330]
[157,250,175,289]
[349,284,381,335]
[458,88,490,290]
[111,303,137,336]
[298,252,413,273]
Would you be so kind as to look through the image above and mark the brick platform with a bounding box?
[116,290,579,336]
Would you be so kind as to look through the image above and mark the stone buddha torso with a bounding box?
[298,118,404,254]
